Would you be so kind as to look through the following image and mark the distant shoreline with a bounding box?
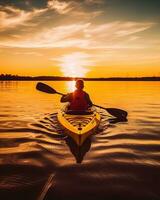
[0,74,160,81]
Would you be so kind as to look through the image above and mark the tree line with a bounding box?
[0,74,160,81]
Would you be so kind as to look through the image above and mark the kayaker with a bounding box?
[60,79,93,110]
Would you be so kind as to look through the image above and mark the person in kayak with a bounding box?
[60,79,93,111]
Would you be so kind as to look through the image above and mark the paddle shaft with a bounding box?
[56,92,64,96]
[93,104,106,110]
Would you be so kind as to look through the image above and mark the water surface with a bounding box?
[0,81,160,200]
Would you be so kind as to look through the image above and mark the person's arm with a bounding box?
[85,93,93,107]
[60,93,72,103]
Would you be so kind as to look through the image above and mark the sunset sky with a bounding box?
[0,0,160,77]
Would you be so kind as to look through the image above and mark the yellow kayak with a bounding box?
[57,107,101,146]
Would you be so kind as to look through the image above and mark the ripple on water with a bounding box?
[1,81,160,200]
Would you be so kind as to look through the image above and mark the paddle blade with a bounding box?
[36,82,57,94]
[106,108,128,119]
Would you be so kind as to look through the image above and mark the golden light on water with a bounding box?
[59,52,91,77]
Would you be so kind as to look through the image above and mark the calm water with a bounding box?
[0,81,160,200]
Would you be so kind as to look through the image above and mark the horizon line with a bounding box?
[0,74,160,81]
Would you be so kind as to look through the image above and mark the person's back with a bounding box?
[60,79,92,111]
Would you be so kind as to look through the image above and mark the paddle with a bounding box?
[36,82,128,119]
[36,82,64,95]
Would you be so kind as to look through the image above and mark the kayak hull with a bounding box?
[57,107,101,146]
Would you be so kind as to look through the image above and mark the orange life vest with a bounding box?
[69,90,88,110]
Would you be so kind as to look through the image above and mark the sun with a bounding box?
[59,52,92,77]
[66,80,76,92]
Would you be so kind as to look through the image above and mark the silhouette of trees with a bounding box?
[0,74,160,81]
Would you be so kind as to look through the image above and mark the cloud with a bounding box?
[14,51,42,56]
[0,23,91,48]
[71,10,103,20]
[114,22,154,37]
[85,0,104,4]
[47,0,73,14]
[47,0,103,20]
[83,21,155,49]
[0,5,47,32]
[0,0,103,34]
[0,21,154,50]
[85,21,153,38]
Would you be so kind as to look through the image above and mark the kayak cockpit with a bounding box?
[65,110,94,115]
[57,106,101,146]
[63,104,95,115]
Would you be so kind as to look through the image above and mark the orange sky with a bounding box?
[0,0,160,77]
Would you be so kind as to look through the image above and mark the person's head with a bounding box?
[75,79,84,90]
